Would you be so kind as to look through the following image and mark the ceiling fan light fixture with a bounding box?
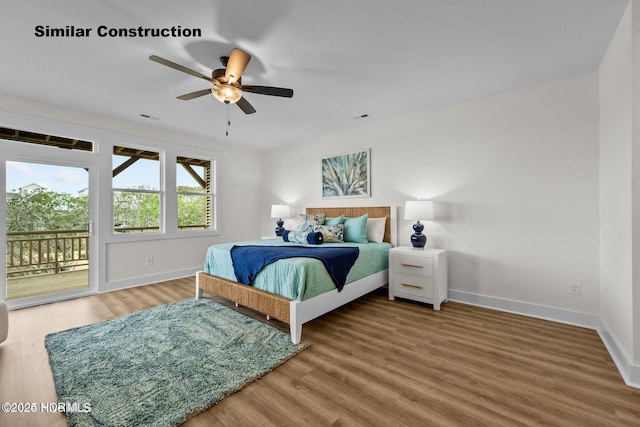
[211,84,242,104]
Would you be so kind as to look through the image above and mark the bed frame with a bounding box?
[196,206,397,343]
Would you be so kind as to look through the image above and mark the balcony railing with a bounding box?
[6,229,89,278]
[7,225,208,278]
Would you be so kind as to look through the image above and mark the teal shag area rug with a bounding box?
[45,298,307,427]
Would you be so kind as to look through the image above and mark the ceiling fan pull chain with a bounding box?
[225,101,230,136]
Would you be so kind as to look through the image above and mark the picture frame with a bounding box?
[321,148,370,198]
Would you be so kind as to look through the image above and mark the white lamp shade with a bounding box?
[404,200,435,220]
[271,204,291,219]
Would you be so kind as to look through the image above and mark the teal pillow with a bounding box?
[343,214,368,243]
[325,215,346,225]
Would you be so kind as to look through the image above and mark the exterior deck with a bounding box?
[6,269,88,300]
[6,228,89,300]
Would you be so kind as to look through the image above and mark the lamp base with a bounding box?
[410,220,426,248]
[410,233,426,248]
[275,218,284,237]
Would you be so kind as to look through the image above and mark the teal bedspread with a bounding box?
[203,239,391,300]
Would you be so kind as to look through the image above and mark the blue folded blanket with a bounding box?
[230,245,360,291]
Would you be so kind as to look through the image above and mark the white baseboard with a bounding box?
[448,289,640,389]
[447,289,599,328]
[102,267,200,293]
[597,319,640,389]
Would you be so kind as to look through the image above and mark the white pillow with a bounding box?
[367,217,386,243]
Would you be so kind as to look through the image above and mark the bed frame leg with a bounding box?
[290,323,302,344]
[195,273,203,299]
[289,302,302,344]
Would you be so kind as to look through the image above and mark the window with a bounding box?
[112,146,161,233]
[177,157,215,231]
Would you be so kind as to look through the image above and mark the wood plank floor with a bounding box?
[1,277,638,426]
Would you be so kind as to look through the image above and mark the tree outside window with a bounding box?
[177,157,214,231]
[112,146,161,233]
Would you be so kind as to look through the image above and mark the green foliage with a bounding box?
[114,186,208,231]
[177,186,208,228]
[7,186,208,233]
[113,186,159,230]
[6,189,88,232]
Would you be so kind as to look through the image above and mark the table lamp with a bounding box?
[271,204,291,236]
[404,200,434,248]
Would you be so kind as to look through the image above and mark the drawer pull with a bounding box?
[401,283,423,289]
[401,263,423,268]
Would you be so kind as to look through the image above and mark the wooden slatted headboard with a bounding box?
[305,206,394,244]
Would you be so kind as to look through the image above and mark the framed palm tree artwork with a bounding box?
[321,149,370,198]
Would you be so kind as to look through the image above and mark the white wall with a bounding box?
[597,0,640,387]
[261,71,600,315]
[0,94,262,294]
[633,0,640,371]
[599,1,635,366]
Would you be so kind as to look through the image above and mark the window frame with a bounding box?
[111,144,163,235]
[175,156,217,233]
[109,143,220,242]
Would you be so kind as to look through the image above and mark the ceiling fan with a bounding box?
[149,48,294,115]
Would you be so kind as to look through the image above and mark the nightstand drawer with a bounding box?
[391,255,434,277]
[389,247,447,310]
[392,273,434,298]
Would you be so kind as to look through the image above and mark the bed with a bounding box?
[196,206,397,343]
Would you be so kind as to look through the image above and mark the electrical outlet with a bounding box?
[569,282,581,296]
[146,257,153,266]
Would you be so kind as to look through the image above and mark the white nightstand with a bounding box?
[388,246,448,310]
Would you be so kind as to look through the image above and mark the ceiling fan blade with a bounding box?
[236,97,256,114]
[149,55,213,82]
[241,85,294,98]
[177,89,212,100]
[225,48,251,84]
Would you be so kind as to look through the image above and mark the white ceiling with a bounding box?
[0,0,629,150]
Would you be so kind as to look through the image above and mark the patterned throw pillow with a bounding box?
[295,213,327,233]
[314,224,344,243]
[282,230,323,245]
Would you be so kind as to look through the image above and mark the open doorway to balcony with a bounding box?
[6,161,91,301]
